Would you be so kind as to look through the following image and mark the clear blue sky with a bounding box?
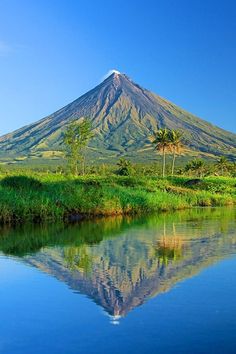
[0,0,235,135]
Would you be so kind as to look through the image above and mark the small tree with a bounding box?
[185,159,205,178]
[116,158,133,176]
[63,119,94,175]
[152,128,172,177]
[169,130,184,176]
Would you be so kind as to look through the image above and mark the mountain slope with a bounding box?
[1,72,236,162]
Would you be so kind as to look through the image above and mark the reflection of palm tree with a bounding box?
[155,236,184,265]
[154,222,185,265]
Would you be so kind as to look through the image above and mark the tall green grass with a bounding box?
[0,173,235,224]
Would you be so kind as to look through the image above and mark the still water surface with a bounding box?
[0,208,236,353]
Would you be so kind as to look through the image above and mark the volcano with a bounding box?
[1,71,236,162]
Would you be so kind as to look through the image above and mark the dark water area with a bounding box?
[0,208,236,354]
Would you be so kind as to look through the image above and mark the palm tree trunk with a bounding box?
[82,156,85,176]
[162,147,166,177]
[171,151,176,176]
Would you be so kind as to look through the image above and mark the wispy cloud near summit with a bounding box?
[101,69,121,81]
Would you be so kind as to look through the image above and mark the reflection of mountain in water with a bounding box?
[0,208,236,319]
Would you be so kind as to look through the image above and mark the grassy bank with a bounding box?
[0,173,235,224]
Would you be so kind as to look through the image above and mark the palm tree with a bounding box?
[153,128,171,177]
[169,130,183,176]
[216,156,228,176]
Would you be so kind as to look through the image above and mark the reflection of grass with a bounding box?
[0,207,235,257]
[0,216,130,256]
[155,236,185,265]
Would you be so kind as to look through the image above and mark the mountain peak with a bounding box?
[103,70,135,90]
[102,69,130,90]
[110,69,121,76]
[103,69,122,81]
[1,72,236,162]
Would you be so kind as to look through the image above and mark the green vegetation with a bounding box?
[169,130,184,176]
[116,158,134,176]
[0,123,235,225]
[0,170,235,224]
[152,128,184,177]
[152,128,171,177]
[216,156,229,176]
[184,158,205,177]
[63,119,94,175]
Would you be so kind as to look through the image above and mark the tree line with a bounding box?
[63,118,235,177]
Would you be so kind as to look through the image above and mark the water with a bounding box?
[0,208,236,354]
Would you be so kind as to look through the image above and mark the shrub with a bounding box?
[1,176,42,190]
